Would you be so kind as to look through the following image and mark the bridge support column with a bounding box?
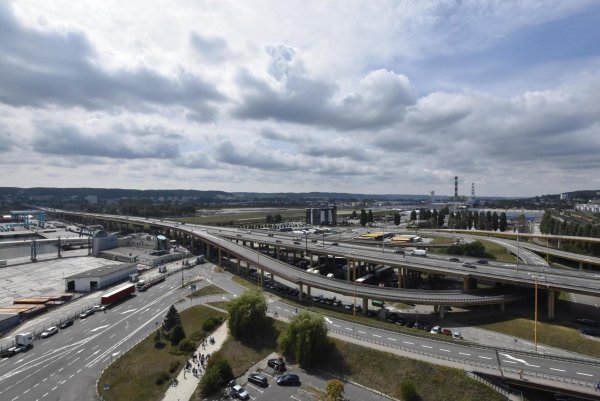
[57,236,61,258]
[218,248,222,269]
[275,246,280,259]
[260,269,264,287]
[579,261,584,270]
[463,277,477,291]
[206,244,211,259]
[298,283,304,301]
[306,285,311,297]
[547,289,555,320]
[237,259,241,275]
[362,298,368,315]
[439,306,445,319]
[398,268,407,288]
[500,303,505,313]
[309,254,314,268]
[270,273,275,284]
[347,260,352,281]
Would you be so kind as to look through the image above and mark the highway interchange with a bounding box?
[1,209,598,399]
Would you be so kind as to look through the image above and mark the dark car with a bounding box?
[58,320,74,329]
[331,242,339,246]
[247,373,268,387]
[267,358,286,372]
[580,328,600,337]
[276,374,300,386]
[448,258,460,262]
[79,309,95,319]
[477,259,489,265]
[463,262,476,268]
[575,318,598,327]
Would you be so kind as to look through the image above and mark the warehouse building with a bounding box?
[64,263,137,292]
[306,206,337,226]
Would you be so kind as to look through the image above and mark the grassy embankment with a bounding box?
[187,284,227,298]
[98,305,226,401]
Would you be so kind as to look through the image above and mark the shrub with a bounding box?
[199,357,234,396]
[399,380,419,401]
[155,372,170,386]
[202,316,224,332]
[170,324,186,346]
[168,360,181,374]
[178,339,196,354]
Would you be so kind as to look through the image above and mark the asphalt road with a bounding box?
[0,263,209,401]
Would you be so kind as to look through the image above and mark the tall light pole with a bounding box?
[516,228,520,271]
[353,259,357,317]
[534,276,538,353]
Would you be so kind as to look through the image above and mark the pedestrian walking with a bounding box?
[595,380,600,391]
[519,369,524,380]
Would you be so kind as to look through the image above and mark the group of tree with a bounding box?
[154,305,192,352]
[540,212,600,256]
[447,210,508,232]
[446,241,495,259]
[199,356,234,397]
[359,209,375,226]
[409,207,448,228]
[265,214,283,224]
[393,212,401,225]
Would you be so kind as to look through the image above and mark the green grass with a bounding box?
[98,305,226,401]
[458,313,600,358]
[323,339,507,401]
[206,301,230,310]
[232,275,262,291]
[187,284,227,298]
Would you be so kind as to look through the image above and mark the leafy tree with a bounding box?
[492,212,499,231]
[163,305,181,332]
[393,212,401,226]
[410,210,417,221]
[360,209,368,226]
[351,210,357,219]
[274,214,283,223]
[178,338,195,353]
[499,212,507,231]
[154,330,165,349]
[326,379,345,401]
[278,312,329,368]
[170,324,186,346]
[226,290,268,339]
[199,357,234,397]
[367,210,374,223]
[265,214,273,224]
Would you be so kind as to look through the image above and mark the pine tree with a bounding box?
[163,305,181,332]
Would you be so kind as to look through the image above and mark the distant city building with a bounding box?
[559,193,569,201]
[306,206,337,226]
[575,200,600,213]
[85,195,98,204]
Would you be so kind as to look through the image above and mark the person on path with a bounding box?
[519,369,524,380]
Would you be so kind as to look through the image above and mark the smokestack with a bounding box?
[454,176,458,199]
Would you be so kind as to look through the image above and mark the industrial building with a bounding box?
[63,263,137,292]
[306,206,337,226]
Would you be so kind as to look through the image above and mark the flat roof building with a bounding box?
[306,206,337,226]
[64,263,137,292]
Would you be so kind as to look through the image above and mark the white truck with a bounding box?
[1,332,34,357]
[412,249,427,256]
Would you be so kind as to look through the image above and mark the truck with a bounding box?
[196,255,206,264]
[101,284,136,305]
[1,332,34,357]
[412,249,427,256]
[129,273,139,282]
[136,274,166,291]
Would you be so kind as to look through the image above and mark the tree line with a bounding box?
[540,211,600,256]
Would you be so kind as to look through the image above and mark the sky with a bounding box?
[1,0,599,197]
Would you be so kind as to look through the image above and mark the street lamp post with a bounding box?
[516,229,520,271]
[534,276,538,353]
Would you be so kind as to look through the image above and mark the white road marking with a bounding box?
[388,338,397,341]
[358,330,366,334]
[345,327,353,330]
[550,368,565,372]
[333,324,341,328]
[42,393,48,398]
[324,317,333,324]
[421,345,432,349]
[51,386,57,391]
[439,349,450,352]
[84,350,100,361]
[119,309,137,315]
[403,341,414,345]
[503,360,517,364]
[576,372,593,377]
[478,356,492,360]
[372,334,381,338]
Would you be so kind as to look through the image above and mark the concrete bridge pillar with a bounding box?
[579,261,584,270]
[362,298,368,315]
[298,283,304,301]
[270,273,275,284]
[306,285,311,297]
[218,248,222,269]
[439,306,446,319]
[463,277,477,291]
[547,289,555,320]
[275,246,280,259]
[259,269,264,287]
[206,244,211,258]
[309,253,314,268]
[398,268,407,288]
[237,259,241,275]
[500,302,505,312]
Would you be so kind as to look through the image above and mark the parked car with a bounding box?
[267,357,286,371]
[430,325,441,334]
[229,384,250,400]
[452,331,462,340]
[79,309,95,319]
[331,242,339,246]
[580,328,600,337]
[247,373,268,387]
[463,262,476,268]
[40,326,58,338]
[441,328,452,335]
[477,259,489,265]
[276,374,300,386]
[575,318,598,327]
[58,320,74,329]
[92,305,106,312]
[448,258,460,262]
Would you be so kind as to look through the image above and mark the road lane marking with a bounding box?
[51,386,57,391]
[109,334,116,339]
[388,338,397,341]
[372,334,381,338]
[345,327,352,330]
[403,341,414,345]
[459,352,471,356]
[42,393,48,398]
[439,349,450,352]
[84,350,100,361]
[550,368,565,372]
[421,345,432,349]
[478,356,492,360]
[503,360,517,364]
[333,324,340,328]
[576,372,593,377]
[358,331,365,334]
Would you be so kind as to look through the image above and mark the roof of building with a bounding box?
[64,263,137,280]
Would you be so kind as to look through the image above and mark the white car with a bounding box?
[92,305,106,311]
[230,384,250,400]
[430,325,441,334]
[41,326,58,338]
[452,331,462,340]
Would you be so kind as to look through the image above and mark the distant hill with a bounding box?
[0,187,231,200]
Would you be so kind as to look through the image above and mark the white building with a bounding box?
[64,263,137,292]
[85,195,98,204]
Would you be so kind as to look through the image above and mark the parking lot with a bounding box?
[231,354,393,401]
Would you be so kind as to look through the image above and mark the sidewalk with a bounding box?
[162,321,229,401]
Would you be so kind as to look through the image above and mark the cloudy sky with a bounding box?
[1,0,599,197]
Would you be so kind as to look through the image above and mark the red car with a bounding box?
[441,328,452,336]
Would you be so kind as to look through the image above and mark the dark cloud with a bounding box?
[32,123,180,159]
[0,3,224,119]
[259,128,303,143]
[189,32,232,64]
[214,139,298,171]
[301,144,371,161]
[0,124,14,152]
[233,46,416,131]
